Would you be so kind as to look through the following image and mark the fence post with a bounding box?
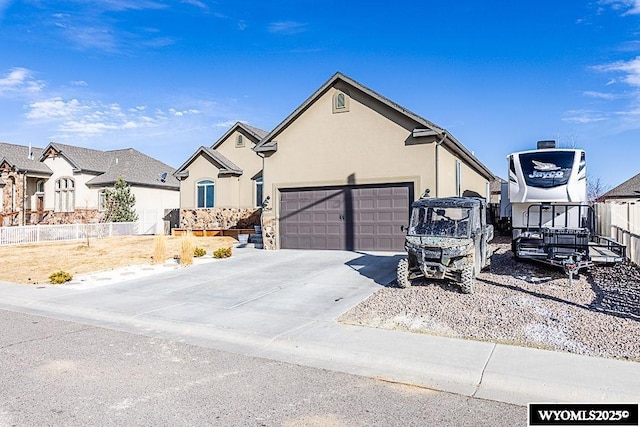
[109,223,113,237]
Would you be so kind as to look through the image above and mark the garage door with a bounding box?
[279,183,412,251]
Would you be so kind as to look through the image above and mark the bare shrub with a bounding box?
[152,233,168,264]
[179,232,195,266]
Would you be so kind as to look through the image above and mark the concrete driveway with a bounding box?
[0,246,403,351]
[4,246,640,406]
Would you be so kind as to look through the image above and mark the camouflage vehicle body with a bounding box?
[397,197,494,294]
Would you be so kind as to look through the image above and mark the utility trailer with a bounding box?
[507,140,625,279]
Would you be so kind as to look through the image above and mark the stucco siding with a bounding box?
[179,155,222,209]
[132,186,179,212]
[260,81,493,250]
[179,131,261,209]
[461,160,489,198]
[215,129,263,208]
[132,186,179,234]
[263,87,432,198]
[437,147,458,197]
[43,156,100,211]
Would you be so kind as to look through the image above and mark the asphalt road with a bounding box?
[0,309,526,426]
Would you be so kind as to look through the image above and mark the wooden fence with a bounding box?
[0,222,138,246]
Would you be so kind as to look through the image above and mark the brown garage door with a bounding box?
[279,183,412,251]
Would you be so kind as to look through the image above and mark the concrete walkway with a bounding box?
[1,245,638,406]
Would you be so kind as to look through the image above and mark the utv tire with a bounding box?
[397,258,411,289]
[460,263,474,294]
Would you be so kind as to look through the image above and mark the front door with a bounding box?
[36,195,44,222]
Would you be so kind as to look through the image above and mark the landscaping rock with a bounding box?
[339,236,640,361]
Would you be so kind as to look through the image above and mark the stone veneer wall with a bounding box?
[0,170,25,226]
[38,209,103,225]
[261,215,276,250]
[180,208,261,230]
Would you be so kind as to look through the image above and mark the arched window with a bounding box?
[196,180,215,208]
[236,134,245,148]
[55,177,75,212]
[36,179,45,193]
[332,91,350,113]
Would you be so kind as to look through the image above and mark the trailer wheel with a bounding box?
[397,258,411,289]
[460,263,474,294]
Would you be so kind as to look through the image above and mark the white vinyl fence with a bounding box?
[0,222,138,246]
[594,202,640,266]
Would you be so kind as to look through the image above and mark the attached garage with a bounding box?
[279,183,412,251]
[255,72,496,250]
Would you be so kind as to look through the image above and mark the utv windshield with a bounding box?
[408,206,473,238]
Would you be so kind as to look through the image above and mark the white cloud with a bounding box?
[563,110,608,124]
[26,98,85,120]
[583,90,620,99]
[268,21,308,35]
[180,0,208,10]
[89,0,167,12]
[25,97,202,138]
[169,107,200,116]
[71,80,88,86]
[601,0,640,15]
[0,67,45,96]
[214,120,240,128]
[594,56,640,87]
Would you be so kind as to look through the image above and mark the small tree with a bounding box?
[588,176,611,203]
[103,177,139,222]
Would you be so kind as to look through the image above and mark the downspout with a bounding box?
[434,132,447,197]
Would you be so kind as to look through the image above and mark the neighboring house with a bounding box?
[600,172,640,203]
[174,121,267,229]
[254,72,496,251]
[489,177,506,205]
[1,141,179,233]
[0,142,52,226]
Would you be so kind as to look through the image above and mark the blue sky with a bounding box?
[1,1,639,188]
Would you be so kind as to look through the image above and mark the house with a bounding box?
[0,142,52,226]
[253,72,495,251]
[600,172,640,203]
[173,121,267,229]
[0,141,179,233]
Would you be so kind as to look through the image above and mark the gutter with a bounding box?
[254,142,277,153]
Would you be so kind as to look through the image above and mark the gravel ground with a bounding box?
[339,236,640,361]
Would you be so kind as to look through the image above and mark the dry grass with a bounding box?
[179,232,195,266]
[0,235,237,285]
[151,234,168,264]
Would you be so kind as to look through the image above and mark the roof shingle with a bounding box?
[602,172,640,199]
[2,141,178,190]
[0,142,52,175]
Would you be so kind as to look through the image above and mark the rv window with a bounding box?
[519,151,575,189]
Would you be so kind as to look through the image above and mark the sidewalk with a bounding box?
[1,247,638,406]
